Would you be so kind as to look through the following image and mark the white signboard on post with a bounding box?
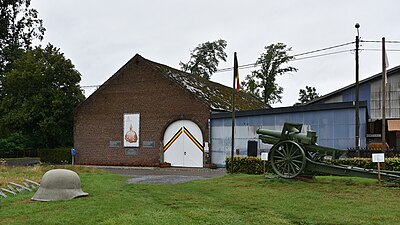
[261,152,269,161]
[372,153,385,163]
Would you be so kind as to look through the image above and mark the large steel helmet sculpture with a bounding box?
[32,169,88,201]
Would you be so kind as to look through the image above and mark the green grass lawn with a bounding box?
[1,166,399,225]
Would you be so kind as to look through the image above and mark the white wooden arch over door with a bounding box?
[163,120,203,167]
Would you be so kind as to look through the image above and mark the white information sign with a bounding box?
[261,152,269,161]
[372,153,385,163]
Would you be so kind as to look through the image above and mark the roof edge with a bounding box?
[307,65,400,105]
[74,54,145,113]
[211,101,368,119]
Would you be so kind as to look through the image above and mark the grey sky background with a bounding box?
[31,0,400,107]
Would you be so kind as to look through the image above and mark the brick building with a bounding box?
[73,54,266,167]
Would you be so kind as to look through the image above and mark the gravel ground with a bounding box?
[95,166,227,184]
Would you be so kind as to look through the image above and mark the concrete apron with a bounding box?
[84,166,227,184]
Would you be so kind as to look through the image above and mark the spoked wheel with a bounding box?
[270,140,306,178]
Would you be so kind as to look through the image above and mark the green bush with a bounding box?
[226,156,400,175]
[385,158,400,171]
[38,147,72,164]
[226,156,271,174]
[332,158,400,171]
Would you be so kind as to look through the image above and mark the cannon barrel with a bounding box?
[258,134,280,145]
[256,128,281,139]
[256,128,317,145]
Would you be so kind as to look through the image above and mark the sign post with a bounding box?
[372,153,385,184]
[71,148,76,165]
[261,152,269,176]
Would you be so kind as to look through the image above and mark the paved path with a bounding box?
[94,166,227,184]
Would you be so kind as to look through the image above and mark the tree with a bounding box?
[242,43,297,105]
[298,86,320,104]
[0,44,85,148]
[0,132,28,157]
[0,0,45,74]
[240,75,260,98]
[180,39,227,80]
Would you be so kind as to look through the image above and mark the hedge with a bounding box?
[331,158,400,171]
[38,147,71,164]
[226,156,271,174]
[226,156,400,175]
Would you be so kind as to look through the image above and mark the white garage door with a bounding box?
[163,120,203,167]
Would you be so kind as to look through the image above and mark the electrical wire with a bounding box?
[291,41,354,57]
[81,85,101,89]
[81,85,100,88]
[292,49,352,61]
[215,41,355,73]
[359,48,400,52]
[80,41,399,88]
[361,40,400,44]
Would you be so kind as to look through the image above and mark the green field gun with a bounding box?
[257,123,400,183]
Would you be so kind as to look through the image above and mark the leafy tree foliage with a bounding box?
[242,43,297,104]
[298,86,320,104]
[0,0,45,74]
[240,75,260,98]
[180,39,227,80]
[0,44,85,148]
[0,132,28,157]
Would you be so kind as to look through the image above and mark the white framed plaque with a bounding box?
[261,152,269,161]
[372,153,384,163]
[124,113,140,147]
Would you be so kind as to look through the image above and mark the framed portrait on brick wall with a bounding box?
[124,113,140,147]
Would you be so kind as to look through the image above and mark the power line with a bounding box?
[359,48,400,52]
[291,41,354,57]
[292,49,352,61]
[215,41,355,73]
[81,85,100,89]
[217,62,256,73]
[81,41,398,87]
[361,40,400,44]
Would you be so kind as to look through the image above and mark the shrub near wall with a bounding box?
[332,158,400,171]
[226,156,400,175]
[226,156,271,174]
[38,147,71,164]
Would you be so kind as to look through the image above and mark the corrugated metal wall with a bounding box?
[370,75,400,119]
[210,107,367,167]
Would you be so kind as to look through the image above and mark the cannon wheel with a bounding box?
[270,140,306,179]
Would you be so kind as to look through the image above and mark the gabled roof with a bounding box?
[144,55,268,111]
[77,54,268,112]
[307,65,400,105]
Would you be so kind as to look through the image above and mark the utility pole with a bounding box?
[355,23,360,150]
[382,37,387,153]
[231,52,238,172]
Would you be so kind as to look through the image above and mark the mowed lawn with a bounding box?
[0,166,399,225]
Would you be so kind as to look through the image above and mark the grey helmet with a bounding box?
[32,169,88,201]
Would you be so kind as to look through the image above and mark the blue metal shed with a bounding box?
[210,102,367,167]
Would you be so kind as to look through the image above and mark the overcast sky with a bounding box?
[31,0,400,107]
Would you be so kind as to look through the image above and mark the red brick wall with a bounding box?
[73,56,210,166]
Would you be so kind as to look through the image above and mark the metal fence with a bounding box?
[346,148,400,158]
[0,149,38,158]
